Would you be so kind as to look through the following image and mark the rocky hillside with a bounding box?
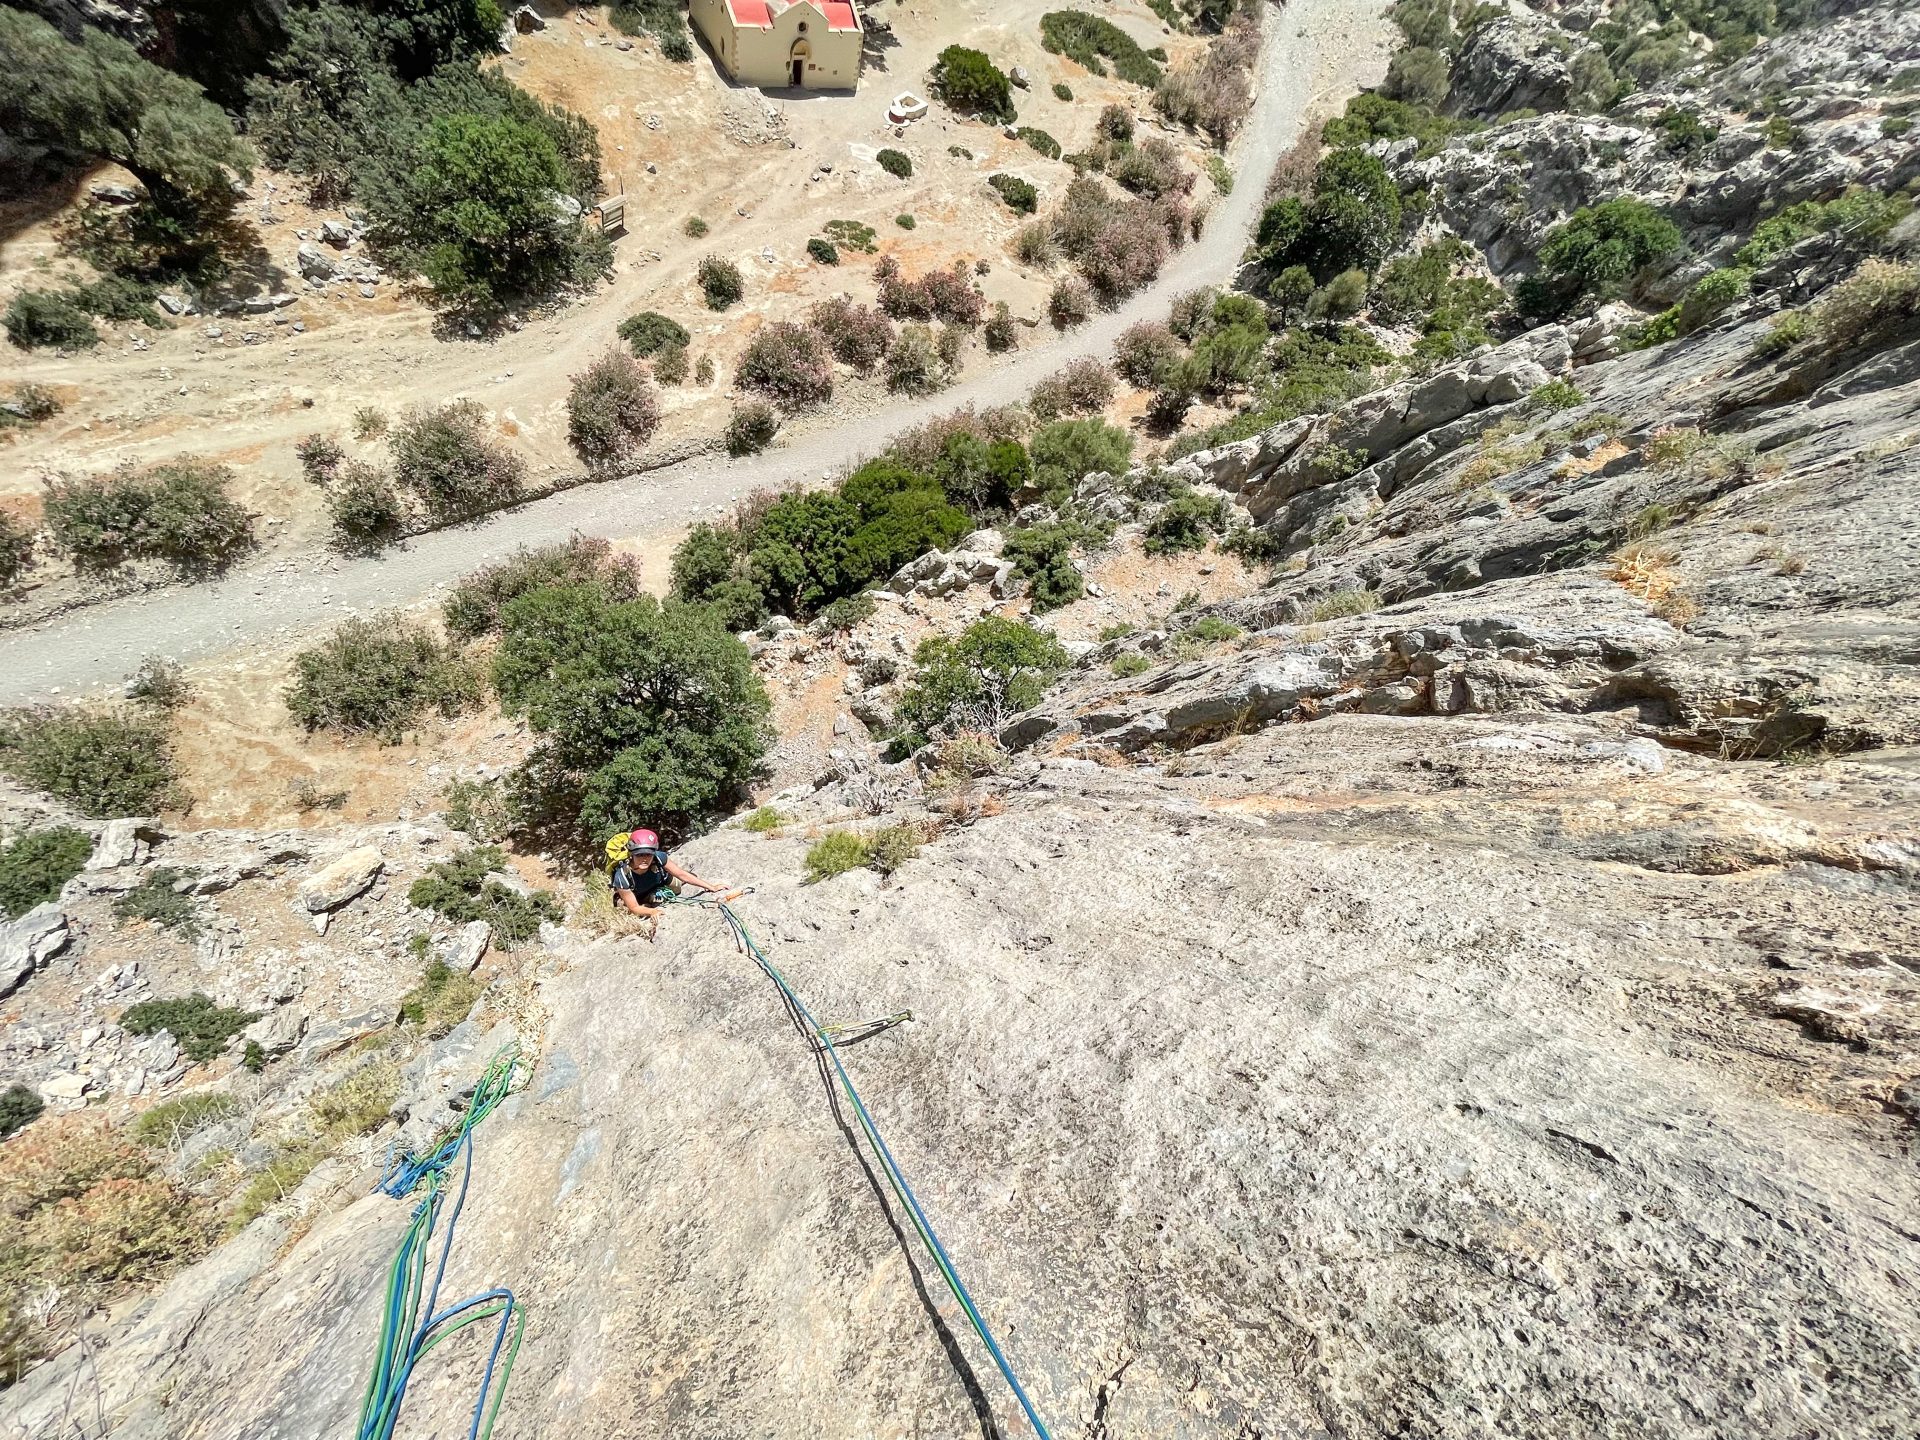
[4,2,1920,1437]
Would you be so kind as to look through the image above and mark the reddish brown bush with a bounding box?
[1079,215,1169,301]
[1049,275,1094,328]
[1114,320,1180,387]
[1110,137,1193,200]
[1154,8,1259,143]
[810,295,895,373]
[739,322,835,408]
[1029,357,1116,420]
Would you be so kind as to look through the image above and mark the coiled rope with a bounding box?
[356,1044,529,1440]
[670,892,1057,1440]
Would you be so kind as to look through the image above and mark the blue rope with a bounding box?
[356,1047,528,1440]
[671,892,1057,1439]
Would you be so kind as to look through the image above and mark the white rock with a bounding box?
[40,1073,90,1102]
[297,846,384,913]
[2,904,71,999]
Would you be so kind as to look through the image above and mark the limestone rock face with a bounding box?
[1445,13,1582,119]
[296,847,384,914]
[1,904,70,999]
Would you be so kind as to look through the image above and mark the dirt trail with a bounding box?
[0,0,1391,705]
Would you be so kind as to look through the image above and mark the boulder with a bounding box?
[436,920,491,974]
[295,242,334,280]
[39,1073,91,1103]
[299,1006,393,1059]
[87,817,157,871]
[296,846,383,914]
[2,904,71,999]
[242,1007,307,1056]
[886,548,1009,598]
[320,219,352,247]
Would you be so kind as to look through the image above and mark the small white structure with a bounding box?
[690,0,864,90]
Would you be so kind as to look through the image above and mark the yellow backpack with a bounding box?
[605,832,631,870]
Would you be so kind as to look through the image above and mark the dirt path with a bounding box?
[0,0,1391,705]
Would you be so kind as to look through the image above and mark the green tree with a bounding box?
[360,110,607,314]
[930,45,1016,123]
[492,587,771,837]
[1521,197,1684,318]
[1030,418,1133,498]
[1384,46,1451,108]
[0,9,253,270]
[896,617,1071,746]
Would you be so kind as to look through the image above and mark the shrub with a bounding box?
[824,219,879,252]
[805,830,872,881]
[877,148,913,179]
[132,1092,239,1147]
[0,1083,42,1139]
[1752,307,1811,359]
[408,845,560,948]
[1143,487,1229,554]
[867,823,923,874]
[743,805,785,832]
[352,406,388,440]
[896,213,917,230]
[698,255,744,310]
[811,296,895,373]
[1041,11,1163,87]
[991,173,1040,215]
[1031,417,1132,496]
[445,534,643,640]
[0,513,35,592]
[0,1112,211,1374]
[648,344,687,385]
[0,707,180,817]
[389,401,526,523]
[739,321,835,407]
[885,323,948,395]
[1306,587,1382,621]
[1003,523,1088,611]
[1385,45,1450,108]
[1308,267,1370,321]
[984,302,1018,353]
[617,310,691,358]
[44,461,255,578]
[326,462,406,552]
[1520,198,1684,319]
[685,216,710,238]
[494,588,770,836]
[725,402,779,456]
[1813,259,1920,352]
[1013,220,1057,266]
[295,434,345,486]
[1049,275,1093,327]
[0,827,91,918]
[1029,357,1116,420]
[399,957,482,1037]
[1114,320,1179,386]
[4,290,99,351]
[1735,190,1909,268]
[1152,6,1260,141]
[930,45,1016,123]
[818,592,877,631]
[443,774,512,841]
[121,993,257,1063]
[807,237,840,265]
[124,656,189,711]
[1111,137,1191,199]
[1018,127,1063,160]
[896,617,1071,745]
[567,349,660,474]
[284,616,482,742]
[1530,379,1586,413]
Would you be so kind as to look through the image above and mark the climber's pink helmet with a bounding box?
[627,828,660,853]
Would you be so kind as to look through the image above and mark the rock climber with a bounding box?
[610,829,741,939]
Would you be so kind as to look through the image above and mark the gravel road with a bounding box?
[0,0,1389,705]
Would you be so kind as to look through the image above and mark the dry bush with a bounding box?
[885,323,949,395]
[1265,131,1321,202]
[1812,258,1920,351]
[1013,221,1059,268]
[1049,275,1094,328]
[1,1115,212,1381]
[1081,214,1170,301]
[566,349,660,474]
[1153,8,1259,142]
[886,403,1030,471]
[879,262,986,326]
[1115,320,1180,386]
[1610,542,1698,625]
[1029,357,1117,420]
[810,295,895,373]
[1110,137,1193,200]
[739,321,835,407]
